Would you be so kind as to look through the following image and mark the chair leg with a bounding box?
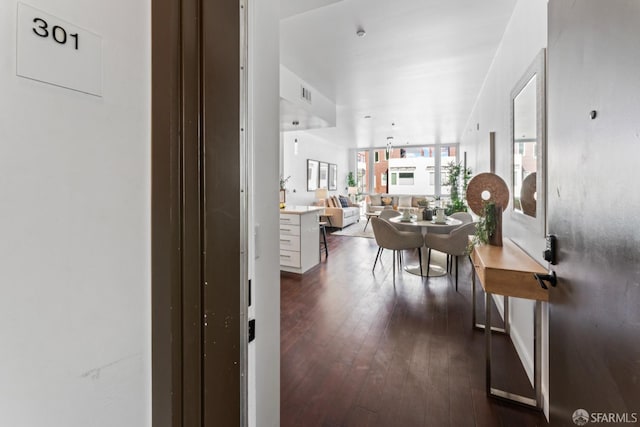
[426,248,431,278]
[455,255,459,291]
[321,225,328,258]
[373,247,382,272]
[392,250,396,286]
[418,247,423,277]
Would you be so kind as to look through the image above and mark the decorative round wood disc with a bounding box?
[466,172,509,216]
[520,172,537,216]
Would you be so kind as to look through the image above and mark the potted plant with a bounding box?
[347,172,358,202]
[346,172,357,188]
[469,201,502,249]
[280,175,291,191]
[279,175,291,209]
[445,161,472,215]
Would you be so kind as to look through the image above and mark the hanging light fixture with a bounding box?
[385,122,396,159]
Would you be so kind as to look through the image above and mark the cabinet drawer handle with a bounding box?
[280,239,291,242]
[280,255,291,258]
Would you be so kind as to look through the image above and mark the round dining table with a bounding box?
[389,215,462,277]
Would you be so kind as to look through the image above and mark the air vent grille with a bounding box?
[301,85,312,103]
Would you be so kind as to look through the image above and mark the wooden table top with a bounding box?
[471,239,549,301]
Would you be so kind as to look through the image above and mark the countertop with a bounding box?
[280,205,324,215]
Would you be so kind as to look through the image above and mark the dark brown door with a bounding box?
[548,1,640,425]
[201,0,243,424]
[152,0,243,426]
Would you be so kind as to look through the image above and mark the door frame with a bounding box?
[151,0,248,425]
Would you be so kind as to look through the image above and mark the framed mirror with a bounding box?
[319,162,329,189]
[511,48,546,232]
[307,159,319,191]
[328,164,337,190]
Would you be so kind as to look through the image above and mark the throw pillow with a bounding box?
[369,194,382,206]
[332,196,341,208]
[398,195,412,207]
[339,196,349,208]
[412,197,427,207]
[381,197,392,206]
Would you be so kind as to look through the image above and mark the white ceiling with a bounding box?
[279,0,517,148]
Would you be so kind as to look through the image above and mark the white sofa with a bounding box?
[366,194,433,213]
[321,195,360,229]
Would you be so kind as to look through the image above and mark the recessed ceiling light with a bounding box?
[356,28,366,37]
[364,115,371,119]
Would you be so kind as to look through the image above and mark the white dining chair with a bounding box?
[371,217,424,285]
[424,221,477,290]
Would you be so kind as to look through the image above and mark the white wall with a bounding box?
[0,0,150,426]
[282,131,350,206]
[460,0,548,417]
[248,0,280,425]
[280,65,336,127]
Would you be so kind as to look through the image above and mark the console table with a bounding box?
[470,239,548,410]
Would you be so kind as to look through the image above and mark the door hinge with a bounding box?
[248,319,256,343]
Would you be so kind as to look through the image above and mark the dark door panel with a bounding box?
[548,1,640,425]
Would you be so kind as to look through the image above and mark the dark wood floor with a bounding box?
[281,230,548,427]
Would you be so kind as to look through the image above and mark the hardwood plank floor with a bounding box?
[281,231,548,427]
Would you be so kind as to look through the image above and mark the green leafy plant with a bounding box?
[445,161,472,215]
[279,175,291,190]
[347,172,357,188]
[469,201,496,252]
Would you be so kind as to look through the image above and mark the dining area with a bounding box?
[369,206,477,288]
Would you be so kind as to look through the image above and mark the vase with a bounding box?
[488,205,503,246]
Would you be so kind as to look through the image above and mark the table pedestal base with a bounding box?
[404,249,448,277]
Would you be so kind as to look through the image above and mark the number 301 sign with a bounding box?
[32,17,80,50]
[17,2,103,96]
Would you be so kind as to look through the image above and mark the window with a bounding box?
[373,150,389,193]
[357,150,369,194]
[398,172,414,185]
[358,143,458,197]
[439,144,457,196]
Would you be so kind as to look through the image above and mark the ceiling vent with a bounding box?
[301,85,312,104]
